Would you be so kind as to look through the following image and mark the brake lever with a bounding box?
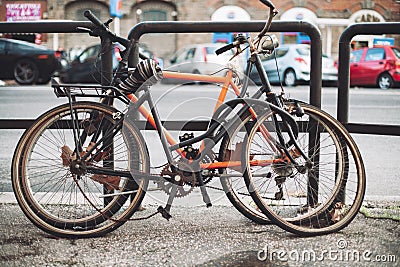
[229,46,243,61]
[229,34,248,60]
[104,18,113,27]
[76,26,97,36]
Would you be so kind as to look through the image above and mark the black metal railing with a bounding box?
[1,20,399,136]
[0,20,322,130]
[337,22,400,136]
[128,20,322,108]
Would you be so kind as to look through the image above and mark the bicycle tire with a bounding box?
[219,101,348,226]
[242,102,365,236]
[11,101,149,237]
[218,108,273,224]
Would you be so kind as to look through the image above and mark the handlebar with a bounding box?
[84,10,105,29]
[82,10,130,48]
[257,0,278,39]
[215,43,236,56]
[215,0,278,56]
[259,0,275,9]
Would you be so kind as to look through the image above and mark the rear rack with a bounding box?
[51,78,118,99]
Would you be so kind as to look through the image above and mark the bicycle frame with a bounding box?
[120,63,300,173]
[55,45,304,178]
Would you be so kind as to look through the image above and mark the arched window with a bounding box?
[143,10,167,21]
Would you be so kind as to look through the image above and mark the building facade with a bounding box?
[1,0,399,60]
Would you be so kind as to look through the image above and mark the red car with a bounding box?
[349,46,400,89]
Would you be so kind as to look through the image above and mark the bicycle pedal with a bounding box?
[157,206,172,221]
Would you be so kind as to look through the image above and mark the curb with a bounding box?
[360,200,400,221]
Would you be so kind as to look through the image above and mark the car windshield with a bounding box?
[205,46,233,55]
[78,45,100,62]
[392,47,400,59]
[262,48,288,61]
[350,50,363,63]
[205,46,218,54]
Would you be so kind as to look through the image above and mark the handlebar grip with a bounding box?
[84,10,105,27]
[215,43,235,55]
[259,0,275,9]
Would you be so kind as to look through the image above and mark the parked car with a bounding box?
[60,44,154,84]
[0,38,62,85]
[60,44,117,83]
[165,43,242,75]
[349,46,400,89]
[249,44,338,86]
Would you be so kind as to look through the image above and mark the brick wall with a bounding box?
[12,0,398,59]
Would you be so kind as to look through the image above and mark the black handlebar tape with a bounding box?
[215,43,235,55]
[259,0,275,9]
[84,10,105,27]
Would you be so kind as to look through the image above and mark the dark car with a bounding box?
[60,44,107,83]
[60,44,154,84]
[0,38,62,85]
[349,46,400,89]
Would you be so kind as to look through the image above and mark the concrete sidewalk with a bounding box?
[0,196,399,266]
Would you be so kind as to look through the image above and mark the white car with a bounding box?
[165,43,242,76]
[249,44,338,86]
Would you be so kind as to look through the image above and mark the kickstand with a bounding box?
[158,183,178,220]
[196,172,212,208]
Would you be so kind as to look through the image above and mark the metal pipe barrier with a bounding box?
[128,20,322,108]
[337,22,400,136]
[0,21,92,33]
[0,20,322,130]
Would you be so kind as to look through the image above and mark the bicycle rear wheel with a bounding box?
[11,101,149,237]
[242,102,365,236]
[218,108,271,224]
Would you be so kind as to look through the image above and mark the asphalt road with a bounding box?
[0,203,398,266]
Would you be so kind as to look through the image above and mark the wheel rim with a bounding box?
[378,75,391,89]
[243,103,366,235]
[14,60,37,84]
[285,70,296,86]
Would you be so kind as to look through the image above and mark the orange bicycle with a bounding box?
[11,0,365,237]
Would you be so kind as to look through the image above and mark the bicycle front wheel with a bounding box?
[242,102,366,236]
[11,101,149,237]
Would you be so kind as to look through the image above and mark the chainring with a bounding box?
[156,163,197,198]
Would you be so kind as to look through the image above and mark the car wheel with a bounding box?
[377,73,393,90]
[284,69,296,87]
[14,59,39,85]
